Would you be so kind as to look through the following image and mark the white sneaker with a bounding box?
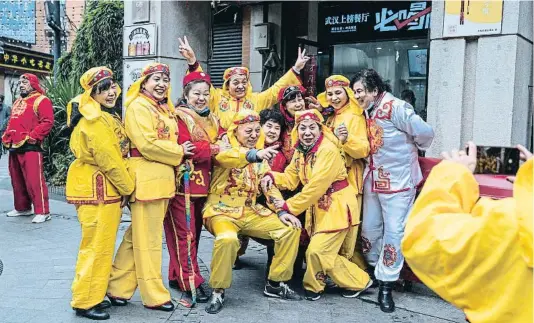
[31,214,51,223]
[6,209,33,217]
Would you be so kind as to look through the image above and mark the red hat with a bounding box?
[183,71,211,87]
[21,73,45,95]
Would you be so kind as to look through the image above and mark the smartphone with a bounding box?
[467,146,521,175]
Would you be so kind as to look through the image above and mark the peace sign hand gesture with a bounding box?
[293,47,310,73]
[178,36,197,65]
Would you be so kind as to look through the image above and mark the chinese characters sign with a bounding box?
[319,1,431,44]
[0,0,36,44]
[0,49,53,74]
[443,0,503,37]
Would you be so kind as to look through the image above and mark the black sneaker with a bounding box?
[304,290,322,301]
[205,291,225,314]
[264,282,302,301]
[325,276,338,289]
[341,279,373,298]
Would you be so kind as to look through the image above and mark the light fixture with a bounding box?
[318,51,323,54]
[376,47,382,50]
[412,44,419,48]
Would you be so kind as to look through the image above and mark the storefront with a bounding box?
[316,1,432,118]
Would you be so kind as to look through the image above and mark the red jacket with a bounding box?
[2,92,54,149]
[266,141,287,172]
[175,107,223,196]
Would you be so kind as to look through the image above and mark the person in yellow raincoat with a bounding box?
[203,109,302,314]
[317,75,370,275]
[66,67,134,320]
[177,36,309,129]
[261,109,372,301]
[402,142,533,323]
[106,63,194,312]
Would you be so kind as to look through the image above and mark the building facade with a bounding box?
[124,0,533,154]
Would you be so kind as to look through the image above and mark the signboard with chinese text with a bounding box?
[0,1,36,44]
[123,23,157,57]
[318,1,431,44]
[0,49,53,74]
[443,0,503,37]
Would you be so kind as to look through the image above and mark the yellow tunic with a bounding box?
[125,94,184,202]
[402,160,533,323]
[271,136,360,235]
[66,102,134,203]
[190,64,302,130]
[325,103,369,193]
[203,146,284,219]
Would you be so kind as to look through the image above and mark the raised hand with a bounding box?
[306,96,323,111]
[256,145,279,162]
[517,144,533,161]
[335,123,348,144]
[178,36,196,65]
[293,47,310,73]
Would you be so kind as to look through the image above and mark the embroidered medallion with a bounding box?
[374,166,391,191]
[156,118,170,140]
[367,119,384,154]
[362,236,371,254]
[383,244,397,267]
[219,99,230,112]
[243,100,253,110]
[317,194,332,211]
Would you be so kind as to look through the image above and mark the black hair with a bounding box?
[0,94,4,101]
[401,89,416,107]
[90,78,113,96]
[183,79,210,99]
[350,69,391,93]
[260,108,285,129]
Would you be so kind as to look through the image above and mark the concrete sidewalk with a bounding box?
[0,156,465,323]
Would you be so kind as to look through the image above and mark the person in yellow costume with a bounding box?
[402,142,533,323]
[203,109,302,314]
[66,67,134,321]
[106,63,194,312]
[261,109,372,301]
[317,75,370,275]
[177,36,309,129]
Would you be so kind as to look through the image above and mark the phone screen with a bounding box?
[468,146,521,175]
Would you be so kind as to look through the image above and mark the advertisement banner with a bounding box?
[443,0,503,37]
[123,23,157,58]
[318,1,431,44]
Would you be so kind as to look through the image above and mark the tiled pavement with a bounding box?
[0,156,465,323]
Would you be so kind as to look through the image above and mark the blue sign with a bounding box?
[0,1,36,44]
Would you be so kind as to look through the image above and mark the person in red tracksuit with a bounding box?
[2,73,54,224]
[164,71,227,303]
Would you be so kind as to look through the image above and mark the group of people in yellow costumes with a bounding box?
[63,34,532,322]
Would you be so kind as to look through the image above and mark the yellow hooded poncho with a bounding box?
[188,63,302,130]
[402,159,533,323]
[66,67,134,204]
[318,75,369,194]
[271,109,361,235]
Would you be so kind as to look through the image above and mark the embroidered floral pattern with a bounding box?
[219,99,230,112]
[374,166,391,191]
[367,119,384,154]
[375,100,393,120]
[362,236,371,254]
[243,100,253,110]
[156,119,170,140]
[317,194,332,211]
[383,244,397,267]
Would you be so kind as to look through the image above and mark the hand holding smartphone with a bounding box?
[466,146,521,175]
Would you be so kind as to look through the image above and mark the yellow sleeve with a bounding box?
[342,114,369,159]
[254,69,302,111]
[87,120,134,196]
[401,161,518,307]
[125,104,184,166]
[214,145,250,169]
[271,153,301,191]
[187,62,222,112]
[285,148,342,215]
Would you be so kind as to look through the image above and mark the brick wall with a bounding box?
[242,6,251,67]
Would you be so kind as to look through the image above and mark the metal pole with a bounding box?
[52,0,61,82]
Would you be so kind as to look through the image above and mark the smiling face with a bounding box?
[326,86,349,110]
[236,122,261,148]
[262,120,282,145]
[284,93,305,117]
[352,80,377,110]
[142,72,170,101]
[91,81,119,108]
[298,119,321,147]
[228,74,248,99]
[185,81,210,110]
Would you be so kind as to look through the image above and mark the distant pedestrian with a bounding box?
[0,94,11,158]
